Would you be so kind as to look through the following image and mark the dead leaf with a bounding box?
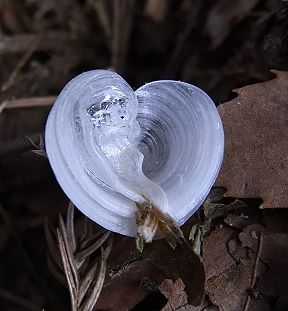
[239,224,263,253]
[202,207,288,311]
[215,70,288,209]
[224,214,250,229]
[159,278,192,311]
[96,235,205,310]
[203,223,264,311]
[203,225,236,280]
[206,263,252,311]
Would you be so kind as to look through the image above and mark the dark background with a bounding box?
[0,0,287,310]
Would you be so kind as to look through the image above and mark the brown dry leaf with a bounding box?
[159,279,218,311]
[203,224,248,310]
[160,278,192,311]
[204,0,260,48]
[203,223,265,311]
[96,236,205,310]
[215,70,288,209]
[202,208,288,311]
[203,225,236,280]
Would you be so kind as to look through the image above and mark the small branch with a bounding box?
[164,0,201,77]
[1,37,40,92]
[0,32,75,54]
[111,0,134,74]
[242,230,263,311]
[89,0,112,41]
[1,96,56,110]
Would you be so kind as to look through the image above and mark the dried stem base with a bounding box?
[135,202,184,252]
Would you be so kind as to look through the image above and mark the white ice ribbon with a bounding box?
[45,70,224,237]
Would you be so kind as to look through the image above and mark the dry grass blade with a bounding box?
[66,202,77,253]
[0,102,7,115]
[1,37,40,92]
[47,254,66,286]
[46,203,112,311]
[24,135,47,158]
[44,218,63,269]
[80,229,106,249]
[103,234,113,259]
[75,231,110,263]
[89,0,111,41]
[80,248,107,311]
[78,262,98,305]
[57,229,78,311]
[58,215,79,289]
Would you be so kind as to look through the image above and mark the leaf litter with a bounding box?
[0,1,288,310]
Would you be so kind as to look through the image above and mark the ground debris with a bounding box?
[203,209,288,311]
[216,71,288,209]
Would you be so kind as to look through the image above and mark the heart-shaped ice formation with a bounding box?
[45,70,224,240]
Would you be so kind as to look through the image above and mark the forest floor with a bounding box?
[0,0,288,310]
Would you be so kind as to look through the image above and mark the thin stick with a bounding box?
[89,0,111,41]
[164,0,201,77]
[0,32,73,54]
[1,96,56,110]
[111,0,134,74]
[242,230,263,311]
[1,37,40,92]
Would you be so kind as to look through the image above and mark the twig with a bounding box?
[0,288,40,311]
[89,0,111,41]
[111,0,134,74]
[0,32,74,54]
[242,230,263,311]
[1,96,56,110]
[0,102,7,115]
[1,37,40,92]
[164,0,201,77]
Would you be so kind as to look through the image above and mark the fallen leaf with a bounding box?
[206,262,252,310]
[159,279,218,311]
[159,278,192,311]
[96,235,205,310]
[224,214,250,229]
[202,208,288,311]
[215,70,288,209]
[239,223,263,253]
[203,225,236,281]
[203,222,265,311]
